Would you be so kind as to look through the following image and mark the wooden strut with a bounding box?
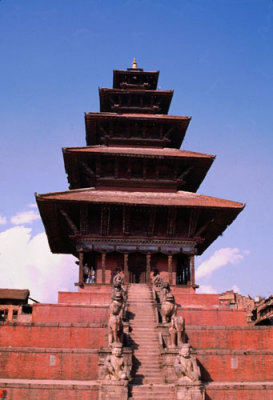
[195,218,215,237]
[79,249,84,283]
[80,204,88,235]
[177,166,193,182]
[101,252,106,284]
[146,253,151,284]
[60,209,79,234]
[81,161,95,178]
[190,255,195,286]
[168,254,173,285]
[124,253,129,284]
[188,208,200,238]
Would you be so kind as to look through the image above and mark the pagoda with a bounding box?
[36,60,244,288]
[2,61,273,400]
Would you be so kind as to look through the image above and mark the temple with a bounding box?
[0,61,272,400]
[36,61,244,288]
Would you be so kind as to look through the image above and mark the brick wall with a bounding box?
[0,348,99,380]
[32,303,108,323]
[177,307,248,326]
[0,381,99,400]
[186,325,273,350]
[173,291,220,306]
[0,323,106,348]
[197,350,273,382]
[205,382,273,400]
[58,291,112,305]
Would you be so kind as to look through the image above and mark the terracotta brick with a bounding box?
[0,323,106,348]
[0,348,99,380]
[32,303,108,323]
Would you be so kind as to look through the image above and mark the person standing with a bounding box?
[89,267,96,283]
[83,263,89,283]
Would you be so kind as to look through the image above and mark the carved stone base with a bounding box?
[176,382,205,400]
[99,381,128,400]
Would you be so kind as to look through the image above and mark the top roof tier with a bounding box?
[87,61,190,148]
[113,58,159,90]
[99,60,173,114]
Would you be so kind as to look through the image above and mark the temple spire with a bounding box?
[132,58,138,69]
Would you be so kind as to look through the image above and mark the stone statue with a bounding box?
[161,293,177,323]
[112,280,127,303]
[168,315,185,348]
[160,281,171,303]
[108,314,123,346]
[153,273,163,288]
[109,293,124,318]
[103,344,130,381]
[174,344,201,383]
[113,270,124,287]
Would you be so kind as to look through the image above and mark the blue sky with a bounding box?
[0,0,272,301]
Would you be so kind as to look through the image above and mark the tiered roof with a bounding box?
[37,60,244,256]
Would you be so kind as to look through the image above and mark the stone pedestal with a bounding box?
[99,381,128,400]
[161,348,180,382]
[176,382,205,400]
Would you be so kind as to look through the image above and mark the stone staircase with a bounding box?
[127,284,175,399]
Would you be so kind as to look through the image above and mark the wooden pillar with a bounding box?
[101,252,106,284]
[146,253,151,285]
[168,254,173,285]
[190,255,195,286]
[79,249,84,283]
[124,253,129,284]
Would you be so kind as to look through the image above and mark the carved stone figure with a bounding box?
[110,293,124,317]
[108,314,123,346]
[103,344,130,381]
[160,282,171,303]
[112,280,127,303]
[153,272,163,288]
[168,315,185,348]
[113,271,124,287]
[161,293,177,323]
[174,344,201,383]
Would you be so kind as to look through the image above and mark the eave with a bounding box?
[99,88,173,114]
[36,189,245,255]
[113,69,159,90]
[84,112,191,148]
[62,146,215,191]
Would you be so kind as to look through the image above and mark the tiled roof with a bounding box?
[0,289,30,302]
[85,112,191,120]
[37,188,244,209]
[63,146,215,159]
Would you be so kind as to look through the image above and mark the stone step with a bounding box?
[130,321,157,324]
[132,365,161,369]
[130,395,175,399]
[132,370,162,375]
[128,285,163,387]
[130,319,156,322]
[129,336,159,340]
[130,341,159,345]
[131,378,164,384]
[130,340,158,345]
[131,369,162,376]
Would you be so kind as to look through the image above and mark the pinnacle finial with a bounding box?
[132,58,138,69]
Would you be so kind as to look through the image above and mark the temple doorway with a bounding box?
[128,253,146,283]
